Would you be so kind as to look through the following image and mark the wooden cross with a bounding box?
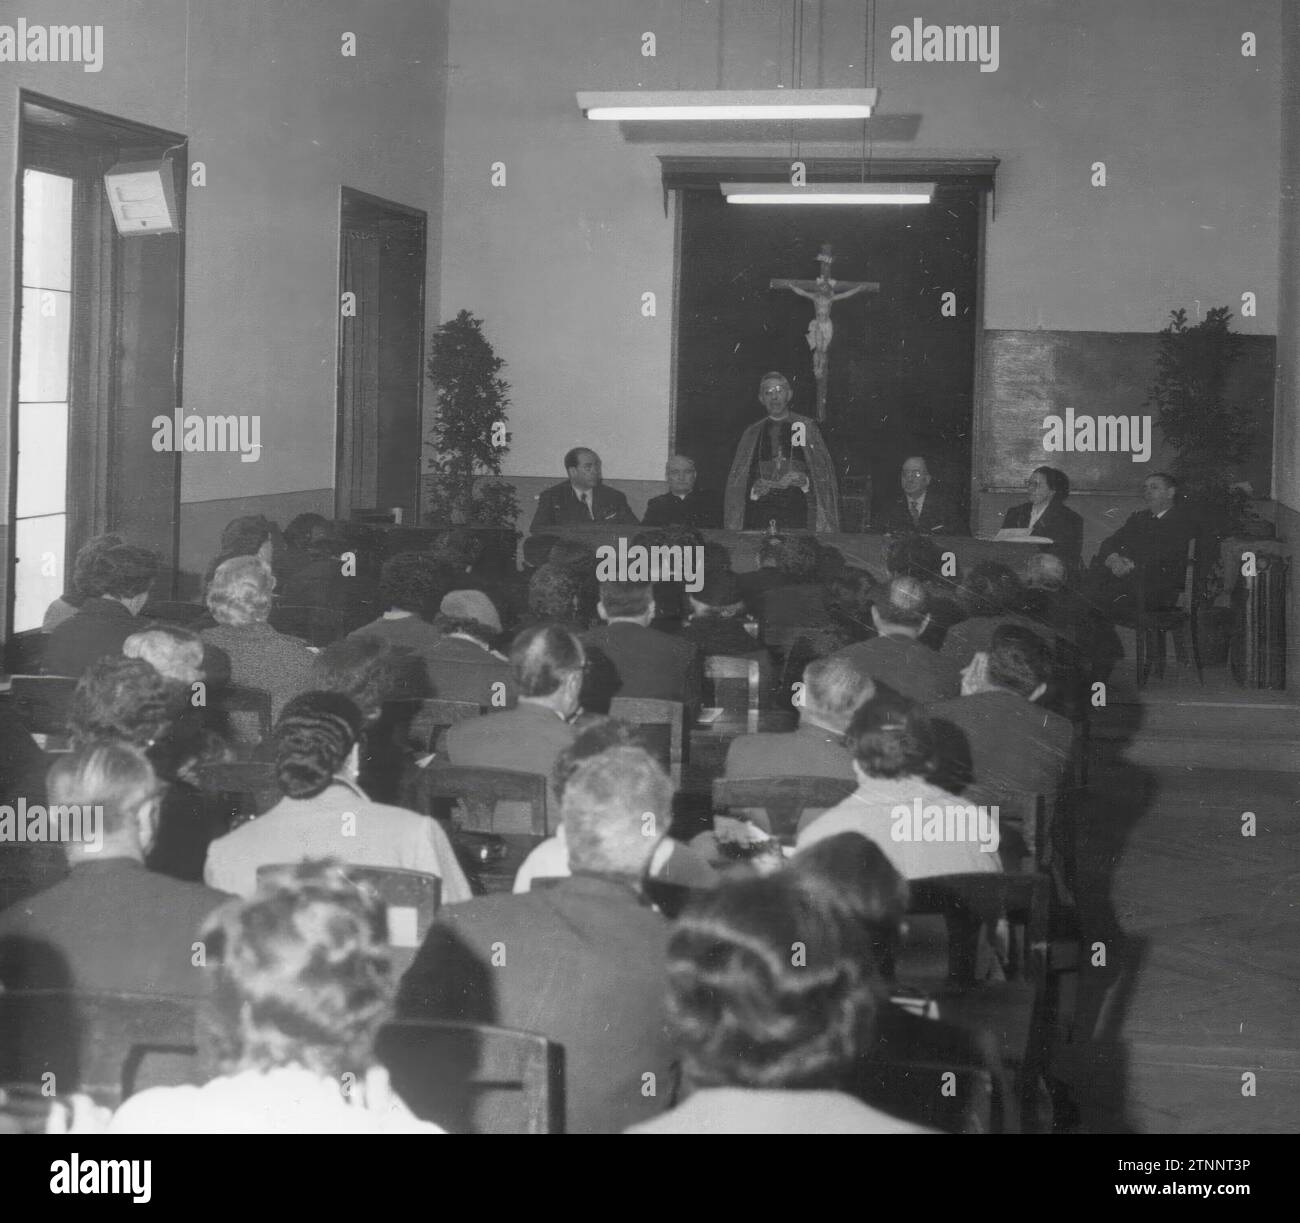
[770,243,879,422]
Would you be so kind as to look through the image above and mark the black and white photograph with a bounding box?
[0,0,1294,1173]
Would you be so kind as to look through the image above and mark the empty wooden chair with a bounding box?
[609,697,686,785]
[712,775,857,843]
[376,1019,563,1134]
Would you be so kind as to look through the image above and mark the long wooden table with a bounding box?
[530,525,1041,580]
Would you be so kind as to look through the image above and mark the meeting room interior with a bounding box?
[0,0,1295,1149]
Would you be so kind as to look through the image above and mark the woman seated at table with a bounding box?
[626,869,931,1133]
[1001,466,1083,572]
[202,691,471,904]
[110,861,442,1133]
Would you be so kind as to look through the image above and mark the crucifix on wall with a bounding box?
[770,243,879,422]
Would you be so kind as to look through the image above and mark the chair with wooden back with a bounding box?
[375,1020,564,1134]
[268,603,347,648]
[195,759,280,832]
[1135,535,1203,686]
[4,630,49,675]
[0,990,198,1109]
[9,675,79,738]
[209,684,273,745]
[703,656,761,727]
[386,697,482,754]
[711,775,857,843]
[608,696,686,786]
[896,870,1052,1131]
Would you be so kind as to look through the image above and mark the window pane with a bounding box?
[18,285,71,403]
[22,169,73,291]
[15,402,69,518]
[13,514,66,634]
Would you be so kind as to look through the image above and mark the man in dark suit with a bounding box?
[642,456,721,529]
[44,544,160,677]
[396,746,678,1133]
[581,581,701,712]
[438,624,582,832]
[876,456,968,536]
[927,624,1074,800]
[1085,473,1200,625]
[832,576,962,705]
[0,743,228,997]
[529,447,639,531]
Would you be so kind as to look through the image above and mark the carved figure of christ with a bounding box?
[770,245,878,421]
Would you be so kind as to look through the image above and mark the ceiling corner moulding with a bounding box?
[720,182,935,206]
[576,88,878,121]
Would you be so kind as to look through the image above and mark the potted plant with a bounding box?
[1146,306,1261,662]
[423,310,519,563]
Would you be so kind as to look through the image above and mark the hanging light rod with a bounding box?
[576,88,877,121]
[720,182,935,205]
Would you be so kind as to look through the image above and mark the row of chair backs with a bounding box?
[608,696,685,785]
[417,765,549,838]
[712,776,856,842]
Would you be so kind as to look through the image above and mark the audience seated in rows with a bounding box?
[513,716,718,893]
[201,557,316,721]
[940,562,1059,668]
[581,580,701,713]
[928,625,1075,797]
[397,745,679,1134]
[832,577,962,705]
[680,567,770,697]
[735,535,793,616]
[879,534,964,649]
[627,868,930,1134]
[426,590,517,705]
[42,533,123,632]
[347,551,451,661]
[45,544,161,677]
[110,862,440,1133]
[515,562,587,637]
[0,743,228,996]
[204,692,470,903]
[796,687,1001,880]
[276,523,377,630]
[201,515,284,592]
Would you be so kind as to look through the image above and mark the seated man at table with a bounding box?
[716,656,875,836]
[832,577,962,705]
[581,581,701,713]
[396,745,679,1133]
[642,455,721,529]
[436,623,583,831]
[529,447,639,531]
[927,624,1074,798]
[876,456,968,537]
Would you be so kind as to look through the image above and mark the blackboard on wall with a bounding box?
[978,330,1275,493]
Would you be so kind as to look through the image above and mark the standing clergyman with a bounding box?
[723,372,841,532]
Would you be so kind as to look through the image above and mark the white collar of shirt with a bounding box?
[1155,508,1169,519]
[382,610,413,620]
[909,491,926,508]
[1028,501,1048,527]
[446,631,490,650]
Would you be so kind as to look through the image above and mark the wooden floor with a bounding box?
[1051,665,1300,1133]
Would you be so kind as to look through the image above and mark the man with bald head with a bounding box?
[723,371,841,532]
[830,576,962,704]
[642,455,721,528]
[877,455,968,536]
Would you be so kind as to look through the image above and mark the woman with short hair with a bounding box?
[201,556,316,721]
[626,870,930,1133]
[109,861,443,1133]
[203,692,470,904]
[1001,465,1083,571]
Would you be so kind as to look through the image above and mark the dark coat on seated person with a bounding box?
[940,613,1060,668]
[876,490,968,536]
[395,872,676,1134]
[926,689,1074,798]
[44,598,146,677]
[831,634,962,706]
[0,858,227,996]
[1001,498,1084,571]
[529,481,638,530]
[641,488,721,529]
[424,634,518,706]
[580,621,701,713]
[1088,503,1201,618]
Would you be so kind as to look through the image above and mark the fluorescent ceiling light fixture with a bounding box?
[576,89,877,121]
[720,182,935,205]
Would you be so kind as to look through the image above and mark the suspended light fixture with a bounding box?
[720,181,934,206]
[576,88,876,122]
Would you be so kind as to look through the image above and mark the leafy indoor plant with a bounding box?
[422,310,518,528]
